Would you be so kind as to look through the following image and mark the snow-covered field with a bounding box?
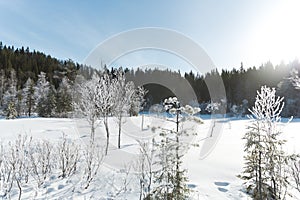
[0,116,299,199]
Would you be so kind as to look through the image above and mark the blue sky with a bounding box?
[0,0,299,73]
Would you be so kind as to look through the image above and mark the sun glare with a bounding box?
[249,0,300,65]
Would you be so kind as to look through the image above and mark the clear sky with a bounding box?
[0,0,299,73]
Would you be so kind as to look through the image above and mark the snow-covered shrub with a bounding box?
[82,141,104,189]
[30,140,53,187]
[57,134,80,179]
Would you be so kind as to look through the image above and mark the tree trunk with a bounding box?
[258,151,262,200]
[91,118,95,141]
[104,116,110,155]
[118,115,122,149]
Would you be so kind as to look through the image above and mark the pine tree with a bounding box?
[150,97,200,199]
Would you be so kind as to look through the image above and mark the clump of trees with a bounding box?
[73,68,146,155]
[0,69,73,119]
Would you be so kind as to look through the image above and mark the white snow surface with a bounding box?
[0,116,299,199]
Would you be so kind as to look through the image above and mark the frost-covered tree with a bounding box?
[6,102,17,119]
[73,73,100,141]
[40,85,56,117]
[291,68,300,89]
[129,86,147,116]
[95,71,116,155]
[149,97,200,199]
[240,86,293,199]
[34,72,51,117]
[151,130,190,200]
[114,70,136,149]
[0,69,5,110]
[277,69,300,117]
[56,77,73,117]
[3,70,18,118]
[22,78,35,117]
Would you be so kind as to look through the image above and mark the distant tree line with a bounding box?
[1,42,300,118]
[125,61,300,117]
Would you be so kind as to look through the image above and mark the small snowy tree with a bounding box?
[114,70,136,148]
[149,97,201,199]
[73,73,101,141]
[5,102,17,119]
[22,78,35,117]
[56,77,73,117]
[0,69,5,110]
[3,70,18,119]
[33,72,57,117]
[291,68,300,89]
[129,86,147,116]
[240,86,293,199]
[95,71,116,155]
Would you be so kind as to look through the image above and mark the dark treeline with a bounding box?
[1,42,299,117]
[125,61,300,117]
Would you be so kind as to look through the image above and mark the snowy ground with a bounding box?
[0,116,299,199]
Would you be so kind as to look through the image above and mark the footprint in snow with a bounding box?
[214,181,230,187]
[215,181,230,193]
[58,184,65,190]
[218,187,228,192]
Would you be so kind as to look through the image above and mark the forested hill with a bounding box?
[0,42,83,88]
[1,42,300,117]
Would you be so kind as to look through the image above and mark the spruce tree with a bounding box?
[240,86,293,199]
